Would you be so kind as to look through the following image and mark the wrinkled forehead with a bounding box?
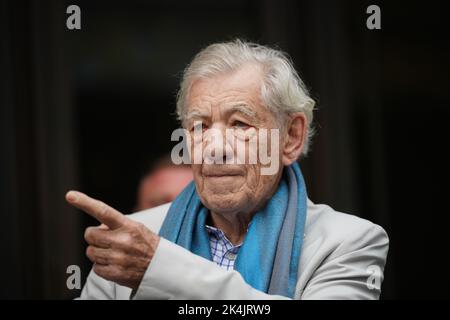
[186,63,264,112]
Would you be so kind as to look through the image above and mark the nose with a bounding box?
[203,125,234,164]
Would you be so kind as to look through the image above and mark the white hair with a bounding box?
[176,39,316,156]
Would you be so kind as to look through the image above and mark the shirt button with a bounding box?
[225,252,237,260]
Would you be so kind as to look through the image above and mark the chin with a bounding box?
[203,177,245,193]
[201,192,248,214]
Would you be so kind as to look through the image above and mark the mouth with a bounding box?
[204,174,242,182]
[205,173,241,177]
[204,174,242,185]
[202,166,244,179]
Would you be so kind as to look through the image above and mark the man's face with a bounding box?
[185,63,284,215]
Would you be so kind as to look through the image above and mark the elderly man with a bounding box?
[67,40,389,300]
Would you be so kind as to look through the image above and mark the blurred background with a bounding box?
[1,0,449,299]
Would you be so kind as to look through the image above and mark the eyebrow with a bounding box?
[184,102,260,125]
[184,109,211,124]
[222,103,257,120]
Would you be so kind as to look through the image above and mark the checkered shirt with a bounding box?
[205,224,243,270]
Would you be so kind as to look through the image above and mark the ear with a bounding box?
[281,112,307,166]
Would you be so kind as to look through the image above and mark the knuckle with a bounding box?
[136,222,148,234]
[98,201,108,214]
[85,246,94,260]
[129,222,147,239]
[125,234,134,247]
[115,253,128,267]
[123,232,134,246]
[122,217,133,227]
[112,232,132,249]
[98,201,111,219]
[84,228,93,242]
[98,234,111,248]
[129,227,140,239]
[108,250,121,263]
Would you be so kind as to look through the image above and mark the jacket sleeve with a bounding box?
[132,238,290,300]
[299,223,389,300]
[78,269,116,300]
[79,220,389,300]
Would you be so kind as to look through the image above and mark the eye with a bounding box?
[191,122,208,132]
[232,120,250,129]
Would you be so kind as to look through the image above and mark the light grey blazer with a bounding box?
[79,199,389,300]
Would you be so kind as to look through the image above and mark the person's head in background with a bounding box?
[135,156,193,211]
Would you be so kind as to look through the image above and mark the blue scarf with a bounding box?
[158,162,307,298]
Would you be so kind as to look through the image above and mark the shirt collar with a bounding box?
[205,224,244,249]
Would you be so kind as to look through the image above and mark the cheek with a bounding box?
[244,165,261,192]
[192,165,204,189]
[247,167,278,196]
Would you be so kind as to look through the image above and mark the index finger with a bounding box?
[66,190,127,229]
